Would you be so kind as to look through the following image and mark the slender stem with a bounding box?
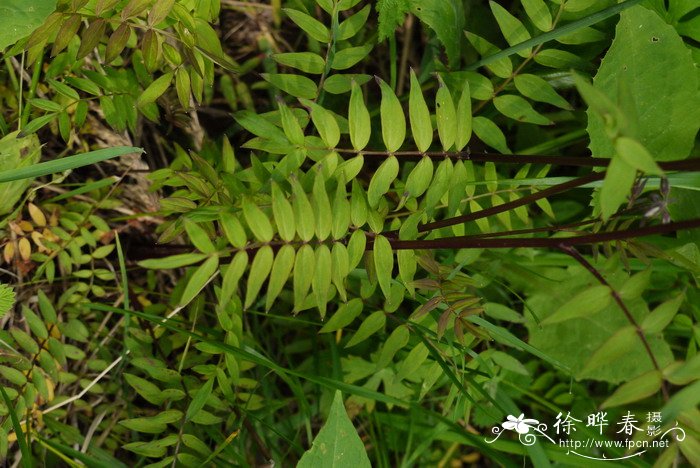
[559,245,669,400]
[381,218,700,250]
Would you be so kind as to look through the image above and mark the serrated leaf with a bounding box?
[377,78,406,153]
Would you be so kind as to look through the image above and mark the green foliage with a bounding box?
[0,0,699,466]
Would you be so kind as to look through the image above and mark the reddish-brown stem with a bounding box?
[559,245,669,401]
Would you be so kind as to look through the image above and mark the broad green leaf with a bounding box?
[455,79,472,151]
[0,0,57,50]
[266,245,295,310]
[614,137,662,175]
[643,294,684,334]
[405,156,434,198]
[320,298,363,333]
[349,81,371,151]
[408,70,433,153]
[186,378,214,421]
[137,72,173,108]
[513,74,572,110]
[601,371,662,408]
[297,391,371,467]
[376,325,409,369]
[312,245,332,318]
[490,1,531,57]
[522,0,552,32]
[377,78,406,153]
[180,255,218,307]
[367,155,399,208]
[435,80,457,151]
[587,6,700,161]
[493,95,553,125]
[600,155,636,221]
[245,245,273,309]
[184,220,216,254]
[346,311,386,348]
[409,0,464,66]
[541,286,611,325]
[472,117,510,154]
[272,52,325,74]
[332,44,374,70]
[262,73,318,99]
[373,235,393,299]
[283,8,330,43]
[242,198,274,242]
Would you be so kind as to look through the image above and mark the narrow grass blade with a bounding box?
[0,385,33,468]
[0,146,143,183]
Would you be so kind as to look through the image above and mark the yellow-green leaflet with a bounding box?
[435,80,457,151]
[266,245,295,310]
[367,155,399,208]
[245,246,273,309]
[455,79,472,151]
[0,133,40,215]
[312,245,332,318]
[349,81,371,151]
[373,235,393,299]
[377,78,406,153]
[409,70,432,153]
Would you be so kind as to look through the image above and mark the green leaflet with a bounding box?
[283,8,330,43]
[266,245,295,310]
[472,116,510,154]
[521,0,552,32]
[245,246,273,309]
[405,156,434,199]
[490,1,532,57]
[297,391,371,467]
[312,244,332,318]
[180,256,219,307]
[455,78,472,151]
[320,298,363,333]
[294,244,315,310]
[541,286,612,325]
[271,182,296,242]
[346,310,386,348]
[377,78,406,153]
[493,95,553,126]
[514,74,572,110]
[600,155,636,221]
[262,73,318,99]
[367,155,399,208]
[373,235,394,299]
[408,70,433,153]
[303,99,340,148]
[349,81,371,151]
[272,52,325,74]
[435,79,457,151]
[242,197,274,242]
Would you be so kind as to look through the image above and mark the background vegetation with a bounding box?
[0,0,699,466]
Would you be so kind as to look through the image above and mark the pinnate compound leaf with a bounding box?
[297,391,371,468]
[587,6,700,161]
